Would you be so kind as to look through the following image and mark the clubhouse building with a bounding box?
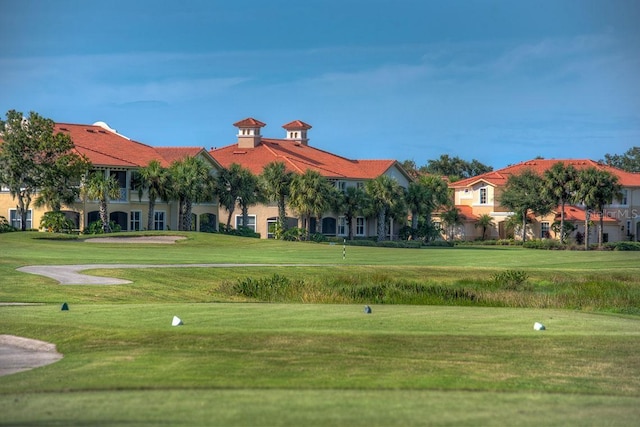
[1,121,221,232]
[2,117,638,243]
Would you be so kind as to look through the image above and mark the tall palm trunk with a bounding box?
[411,209,418,230]
[99,200,110,233]
[377,209,386,242]
[278,195,287,234]
[598,212,604,248]
[559,200,566,243]
[147,197,156,231]
[183,199,193,231]
[584,211,590,250]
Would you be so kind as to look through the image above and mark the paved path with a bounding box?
[17,263,320,285]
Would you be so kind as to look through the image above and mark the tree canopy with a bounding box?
[498,169,554,242]
[0,110,89,230]
[602,146,640,173]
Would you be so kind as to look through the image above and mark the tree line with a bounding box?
[1,110,635,242]
[499,163,622,249]
[0,110,452,239]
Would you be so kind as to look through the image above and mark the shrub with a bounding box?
[309,232,327,243]
[281,227,308,241]
[423,240,454,247]
[0,216,16,233]
[218,224,260,238]
[605,241,640,251]
[523,239,566,250]
[84,220,122,234]
[40,211,75,233]
[492,270,530,291]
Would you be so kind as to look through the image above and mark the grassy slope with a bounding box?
[1,232,640,426]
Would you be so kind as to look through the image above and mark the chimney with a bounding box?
[282,120,312,146]
[233,117,266,148]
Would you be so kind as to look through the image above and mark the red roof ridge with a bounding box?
[233,117,266,128]
[282,120,312,130]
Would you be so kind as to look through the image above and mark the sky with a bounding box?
[1,0,639,169]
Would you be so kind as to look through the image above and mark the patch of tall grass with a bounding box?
[216,269,640,314]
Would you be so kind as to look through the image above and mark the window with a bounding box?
[9,209,32,229]
[130,211,142,231]
[236,215,256,232]
[479,188,488,204]
[540,222,550,239]
[267,218,278,239]
[322,217,337,236]
[621,189,628,205]
[154,211,165,231]
[337,217,347,236]
[356,182,364,189]
[627,220,632,236]
[356,217,365,236]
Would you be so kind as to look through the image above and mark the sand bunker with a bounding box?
[0,335,63,376]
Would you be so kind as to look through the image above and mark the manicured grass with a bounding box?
[1,231,640,425]
[1,303,639,426]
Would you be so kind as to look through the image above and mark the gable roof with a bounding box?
[451,159,640,188]
[210,137,404,180]
[54,123,219,169]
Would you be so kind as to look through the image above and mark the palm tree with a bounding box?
[408,175,450,235]
[260,162,293,237]
[216,163,245,231]
[289,170,334,236]
[237,167,262,231]
[474,213,494,240]
[365,175,405,242]
[440,206,462,241]
[135,160,170,231]
[543,162,577,243]
[169,156,213,231]
[334,186,369,240]
[574,167,622,249]
[82,171,121,233]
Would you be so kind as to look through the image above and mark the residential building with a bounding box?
[1,121,221,232]
[210,118,412,239]
[445,159,640,243]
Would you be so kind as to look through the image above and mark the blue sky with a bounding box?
[1,0,639,169]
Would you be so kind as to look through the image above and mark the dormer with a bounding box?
[233,117,266,148]
[282,120,312,146]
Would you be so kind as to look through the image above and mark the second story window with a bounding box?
[479,188,487,204]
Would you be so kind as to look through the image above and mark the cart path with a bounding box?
[17,264,323,285]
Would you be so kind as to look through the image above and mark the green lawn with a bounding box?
[1,232,640,426]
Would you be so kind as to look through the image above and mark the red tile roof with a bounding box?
[211,137,399,179]
[451,159,640,188]
[456,205,478,221]
[554,205,617,223]
[282,120,312,130]
[233,118,266,128]
[54,123,215,168]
